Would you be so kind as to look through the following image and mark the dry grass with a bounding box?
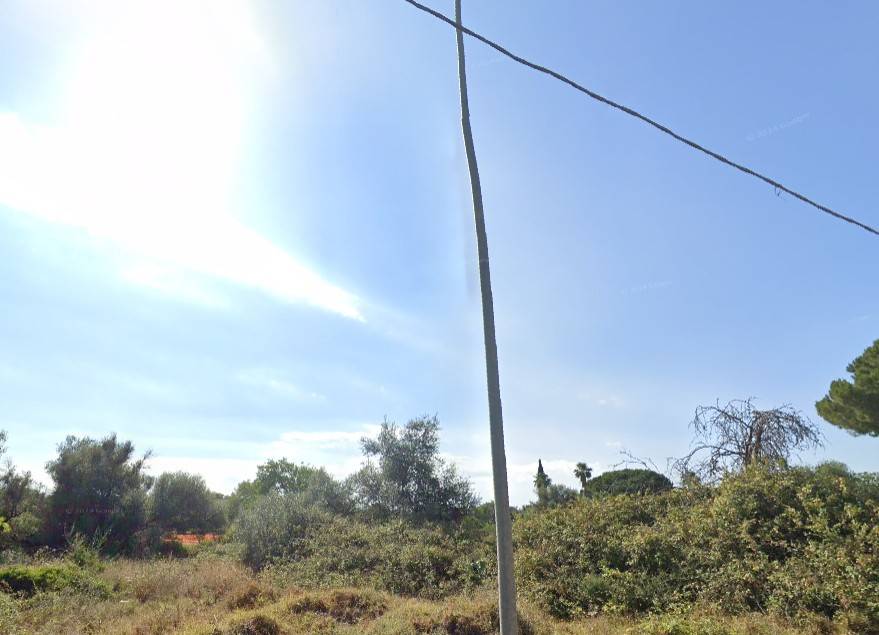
[0,557,849,635]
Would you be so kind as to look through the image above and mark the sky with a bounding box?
[0,0,876,506]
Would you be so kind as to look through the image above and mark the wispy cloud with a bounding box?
[271,427,381,449]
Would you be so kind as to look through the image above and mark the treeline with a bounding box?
[1,333,878,631]
[0,432,225,554]
[0,416,486,557]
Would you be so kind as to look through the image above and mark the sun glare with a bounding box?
[0,1,363,320]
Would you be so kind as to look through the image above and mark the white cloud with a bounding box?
[143,424,381,493]
[0,0,362,320]
[271,427,381,449]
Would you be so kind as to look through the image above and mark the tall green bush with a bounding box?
[515,463,879,630]
[45,434,150,554]
[149,471,225,533]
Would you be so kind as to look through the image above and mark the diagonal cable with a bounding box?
[402,0,879,238]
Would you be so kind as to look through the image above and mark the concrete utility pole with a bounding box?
[453,1,518,633]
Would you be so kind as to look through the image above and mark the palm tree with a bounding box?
[574,462,593,494]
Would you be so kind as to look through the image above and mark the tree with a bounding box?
[45,434,150,552]
[254,459,353,515]
[0,430,46,546]
[816,339,879,437]
[530,462,578,507]
[348,416,477,522]
[227,461,353,522]
[674,399,822,482]
[543,483,579,506]
[573,462,592,494]
[149,472,224,534]
[226,479,261,522]
[533,459,551,505]
[581,469,673,497]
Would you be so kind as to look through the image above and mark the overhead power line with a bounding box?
[402,0,879,238]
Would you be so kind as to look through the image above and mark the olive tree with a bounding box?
[348,416,477,522]
[45,434,150,552]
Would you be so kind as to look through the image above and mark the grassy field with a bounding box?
[0,550,843,635]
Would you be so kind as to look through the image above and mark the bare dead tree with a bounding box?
[673,398,823,482]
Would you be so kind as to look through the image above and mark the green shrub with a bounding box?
[0,564,110,598]
[515,464,879,629]
[256,515,493,599]
[234,494,332,569]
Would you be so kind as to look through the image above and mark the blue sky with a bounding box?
[0,1,876,505]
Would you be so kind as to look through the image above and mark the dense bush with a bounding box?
[234,494,332,569]
[581,468,673,497]
[0,564,110,597]
[237,494,494,599]
[515,463,879,630]
[150,471,225,533]
[45,434,150,553]
[227,461,354,523]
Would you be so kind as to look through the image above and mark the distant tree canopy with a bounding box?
[581,468,673,497]
[149,472,224,534]
[674,399,822,482]
[45,434,150,552]
[532,461,580,507]
[255,459,353,515]
[227,460,353,521]
[542,483,579,506]
[348,416,477,522]
[0,430,44,537]
[816,339,879,437]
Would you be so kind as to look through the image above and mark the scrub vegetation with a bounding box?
[1,341,878,634]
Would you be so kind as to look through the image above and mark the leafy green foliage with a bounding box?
[574,462,593,493]
[348,416,477,522]
[541,483,579,507]
[45,434,150,553]
[0,431,45,548]
[534,459,552,506]
[0,564,110,597]
[256,460,353,515]
[258,515,494,599]
[817,338,879,436]
[149,471,225,533]
[227,461,353,522]
[581,469,673,497]
[234,493,332,569]
[515,463,879,630]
